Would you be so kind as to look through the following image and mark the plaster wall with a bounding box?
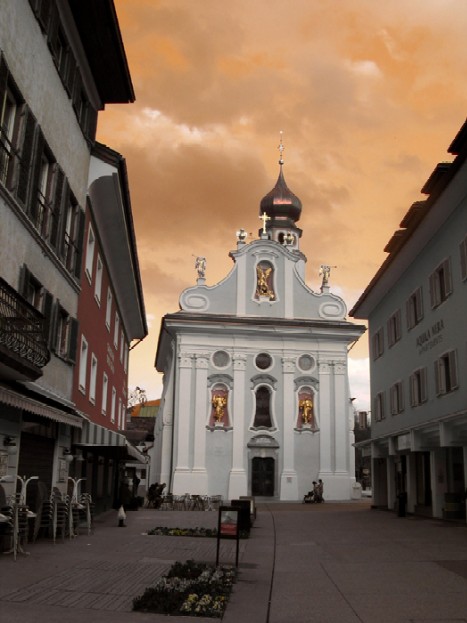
[369,196,467,438]
[0,1,92,203]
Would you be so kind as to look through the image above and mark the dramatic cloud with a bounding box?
[98,0,467,408]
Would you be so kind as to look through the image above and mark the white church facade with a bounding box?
[152,157,365,501]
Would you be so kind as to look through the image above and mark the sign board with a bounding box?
[216,506,240,566]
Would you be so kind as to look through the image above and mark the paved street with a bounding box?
[0,501,466,622]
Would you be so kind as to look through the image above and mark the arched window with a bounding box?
[254,386,272,428]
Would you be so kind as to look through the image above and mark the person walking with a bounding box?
[317,479,324,503]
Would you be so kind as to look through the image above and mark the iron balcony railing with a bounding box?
[0,277,50,370]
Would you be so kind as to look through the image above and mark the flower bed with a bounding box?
[132,559,236,617]
[147,526,218,537]
[146,525,249,538]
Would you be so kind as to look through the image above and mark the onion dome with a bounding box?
[259,163,302,224]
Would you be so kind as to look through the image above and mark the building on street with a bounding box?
[351,119,467,520]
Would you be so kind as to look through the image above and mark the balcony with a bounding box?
[0,277,50,381]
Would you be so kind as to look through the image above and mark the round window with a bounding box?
[298,354,315,371]
[212,350,230,368]
[255,352,273,370]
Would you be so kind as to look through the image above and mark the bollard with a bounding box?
[118,505,126,527]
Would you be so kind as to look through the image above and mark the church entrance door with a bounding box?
[252,457,274,496]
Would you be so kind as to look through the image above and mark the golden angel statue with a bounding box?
[212,394,227,422]
[256,265,275,300]
[299,398,313,425]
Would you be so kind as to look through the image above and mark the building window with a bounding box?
[0,56,23,192]
[54,303,78,362]
[435,350,458,396]
[390,381,404,415]
[111,387,116,423]
[61,193,83,277]
[253,386,273,428]
[94,255,103,305]
[372,328,384,360]
[114,313,120,348]
[89,354,97,404]
[410,367,428,407]
[85,225,95,283]
[429,258,452,308]
[118,398,122,429]
[106,288,112,331]
[406,287,424,330]
[78,336,88,392]
[374,392,385,421]
[120,330,124,363]
[387,310,401,347]
[255,352,273,370]
[460,235,467,282]
[102,372,108,415]
[30,143,56,239]
[124,348,129,374]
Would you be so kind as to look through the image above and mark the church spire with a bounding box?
[259,133,303,247]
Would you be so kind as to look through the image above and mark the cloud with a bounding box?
[100,0,467,400]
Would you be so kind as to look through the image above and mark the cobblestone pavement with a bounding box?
[1,501,467,623]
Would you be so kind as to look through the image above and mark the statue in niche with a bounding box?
[212,393,227,423]
[298,391,315,428]
[256,263,275,300]
[299,398,313,425]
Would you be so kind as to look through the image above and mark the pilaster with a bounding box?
[280,356,298,500]
[173,351,194,493]
[228,353,248,498]
[192,353,209,492]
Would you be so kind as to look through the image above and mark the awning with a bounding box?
[0,385,83,428]
[75,420,146,463]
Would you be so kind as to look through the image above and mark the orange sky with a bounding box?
[97,0,467,411]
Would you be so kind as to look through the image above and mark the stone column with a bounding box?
[172,352,193,494]
[280,356,298,500]
[228,353,248,499]
[192,353,209,492]
[386,455,396,510]
[430,448,446,519]
[406,452,417,514]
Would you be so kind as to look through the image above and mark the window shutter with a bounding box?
[28,130,45,225]
[48,299,58,352]
[86,107,98,143]
[68,317,79,363]
[0,55,9,122]
[449,351,458,390]
[49,165,64,249]
[444,259,453,296]
[46,1,60,55]
[390,386,395,415]
[434,360,442,396]
[38,0,52,31]
[74,209,85,279]
[16,108,36,205]
[72,69,83,117]
[429,272,437,308]
[405,298,412,330]
[421,368,427,402]
[42,289,54,344]
[59,179,71,261]
[18,263,31,298]
[410,374,415,407]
